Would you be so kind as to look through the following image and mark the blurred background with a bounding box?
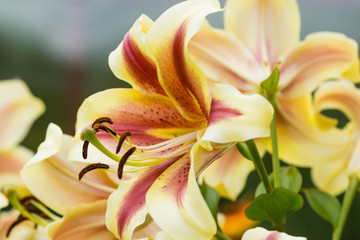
[0,0,359,239]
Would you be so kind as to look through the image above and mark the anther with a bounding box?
[116,131,131,154]
[118,147,136,179]
[6,215,28,237]
[93,123,117,136]
[82,140,89,159]
[79,163,110,181]
[92,117,113,127]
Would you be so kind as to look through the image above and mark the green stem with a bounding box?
[215,230,231,240]
[269,97,280,188]
[332,176,359,240]
[245,140,272,192]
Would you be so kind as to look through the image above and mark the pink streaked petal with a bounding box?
[189,21,265,91]
[200,146,254,200]
[224,0,300,69]
[106,158,177,240]
[47,200,116,240]
[109,15,166,96]
[20,124,117,215]
[279,32,360,98]
[0,80,45,150]
[146,0,220,121]
[242,227,306,240]
[202,84,273,144]
[146,154,216,239]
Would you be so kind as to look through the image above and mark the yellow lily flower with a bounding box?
[188,0,360,195]
[71,0,274,239]
[242,227,306,240]
[0,79,45,239]
[21,123,165,240]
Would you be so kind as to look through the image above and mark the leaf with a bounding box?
[256,166,302,196]
[200,181,220,221]
[236,142,252,161]
[246,187,303,228]
[303,188,341,227]
[261,66,280,96]
[200,182,231,240]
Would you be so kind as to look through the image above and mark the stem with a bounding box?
[269,97,280,188]
[332,176,359,240]
[215,230,231,240]
[245,140,272,192]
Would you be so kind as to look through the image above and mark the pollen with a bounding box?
[78,163,110,181]
[118,147,136,179]
[91,117,114,127]
[116,131,131,154]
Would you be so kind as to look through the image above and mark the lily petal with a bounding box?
[279,32,360,98]
[189,21,265,90]
[47,200,115,240]
[0,146,33,189]
[74,88,205,163]
[109,15,166,96]
[21,123,117,215]
[224,0,300,69]
[201,83,273,144]
[199,146,254,200]
[0,80,45,150]
[146,154,216,240]
[242,227,306,240]
[273,94,352,167]
[146,0,220,121]
[106,159,176,240]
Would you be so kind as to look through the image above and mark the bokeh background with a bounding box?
[1,0,360,239]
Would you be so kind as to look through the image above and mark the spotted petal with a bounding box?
[106,159,176,240]
[0,80,45,150]
[201,83,273,146]
[21,123,117,215]
[146,0,220,121]
[73,88,205,163]
[280,32,360,98]
[225,0,300,69]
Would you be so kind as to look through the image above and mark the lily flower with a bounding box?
[188,0,360,188]
[0,79,45,238]
[242,227,306,240]
[72,0,274,239]
[303,80,360,195]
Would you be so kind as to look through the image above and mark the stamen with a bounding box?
[79,163,110,181]
[116,131,131,154]
[6,215,28,237]
[82,140,89,159]
[118,147,136,179]
[91,117,113,127]
[93,123,117,136]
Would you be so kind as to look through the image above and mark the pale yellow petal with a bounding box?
[200,146,254,200]
[225,0,300,69]
[47,200,115,240]
[0,79,45,150]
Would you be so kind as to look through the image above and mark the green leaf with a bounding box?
[246,187,303,230]
[261,66,280,96]
[200,182,231,240]
[303,188,341,227]
[236,142,252,161]
[256,166,302,196]
[200,181,220,220]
